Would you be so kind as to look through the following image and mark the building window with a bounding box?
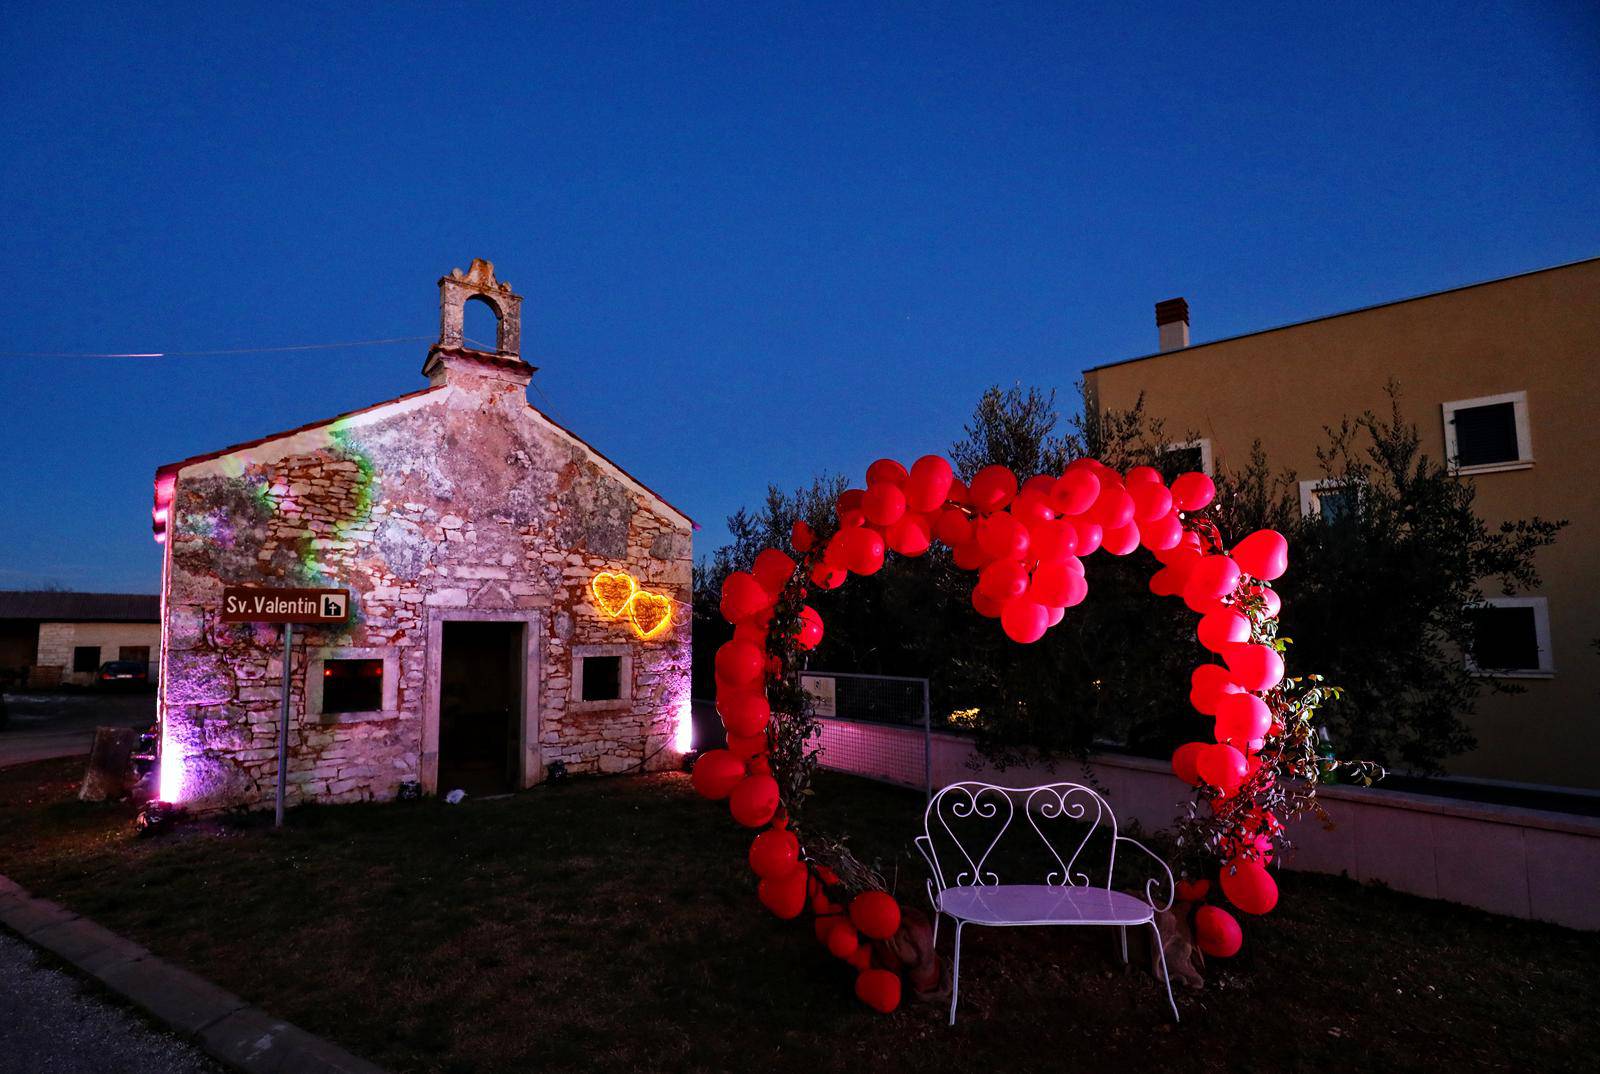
[570,644,633,710]
[72,646,101,673]
[1298,479,1361,522]
[1160,438,1213,479]
[119,645,150,664]
[581,656,622,701]
[321,658,385,713]
[1465,597,1552,677]
[1442,392,1532,473]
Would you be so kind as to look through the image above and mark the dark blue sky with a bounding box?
[3,3,1596,593]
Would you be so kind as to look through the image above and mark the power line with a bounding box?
[0,335,434,359]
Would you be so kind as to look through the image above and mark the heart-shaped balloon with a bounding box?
[629,590,673,639]
[591,571,637,618]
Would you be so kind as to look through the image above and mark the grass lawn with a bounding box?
[1,757,1593,1074]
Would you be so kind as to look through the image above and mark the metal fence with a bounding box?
[802,671,932,800]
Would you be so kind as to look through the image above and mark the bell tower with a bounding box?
[422,259,536,389]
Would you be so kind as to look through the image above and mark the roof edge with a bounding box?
[1086,255,1600,375]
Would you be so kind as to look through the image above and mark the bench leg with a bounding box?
[1118,925,1128,964]
[948,921,966,1026]
[1148,920,1180,1023]
[932,911,940,948]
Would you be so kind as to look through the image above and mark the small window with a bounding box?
[119,645,150,664]
[1443,392,1531,473]
[1299,479,1360,522]
[1465,597,1552,677]
[580,655,622,702]
[1160,438,1213,480]
[322,658,384,713]
[72,646,101,673]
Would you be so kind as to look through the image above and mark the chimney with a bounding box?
[1155,297,1189,352]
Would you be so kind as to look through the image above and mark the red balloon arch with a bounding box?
[697,454,1300,1013]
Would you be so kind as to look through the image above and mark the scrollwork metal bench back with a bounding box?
[912,780,1179,1024]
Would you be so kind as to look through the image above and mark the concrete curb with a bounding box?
[0,873,386,1074]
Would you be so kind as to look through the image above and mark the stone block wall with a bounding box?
[158,380,692,812]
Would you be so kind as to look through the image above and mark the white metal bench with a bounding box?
[913,781,1179,1025]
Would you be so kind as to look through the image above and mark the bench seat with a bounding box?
[937,884,1156,927]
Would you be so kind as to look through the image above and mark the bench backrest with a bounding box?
[915,780,1170,899]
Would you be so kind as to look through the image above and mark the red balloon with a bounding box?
[810,563,846,590]
[1220,857,1279,915]
[836,489,866,527]
[1130,482,1173,522]
[862,484,907,527]
[855,968,902,1013]
[749,828,800,878]
[730,774,781,827]
[691,749,746,800]
[1148,564,1183,597]
[790,519,814,553]
[1046,605,1065,627]
[1075,521,1104,555]
[1171,472,1217,511]
[952,539,992,572]
[1138,511,1184,552]
[1028,518,1078,560]
[715,640,766,688]
[970,586,1006,619]
[826,921,860,959]
[1215,693,1272,746]
[934,507,974,547]
[1101,521,1141,556]
[758,865,808,918]
[885,512,933,556]
[1009,490,1055,526]
[1175,877,1211,903]
[1224,643,1285,692]
[1241,584,1283,619]
[977,558,1030,600]
[1183,555,1242,608]
[1154,529,1203,564]
[1171,742,1206,784]
[752,548,797,594]
[1197,609,1251,653]
[1189,664,1242,715]
[1125,465,1163,486]
[1092,486,1136,530]
[1232,529,1289,581]
[1028,559,1076,606]
[1050,469,1101,516]
[866,458,908,487]
[1194,905,1243,957]
[1198,744,1248,793]
[717,690,771,736]
[969,465,1019,512]
[1001,598,1050,643]
[719,572,771,624]
[850,891,902,939]
[906,455,955,512]
[795,605,824,650]
[976,513,1031,560]
[724,731,768,759]
[842,526,887,575]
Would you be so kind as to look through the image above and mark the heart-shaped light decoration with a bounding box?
[591,572,637,618]
[628,590,673,639]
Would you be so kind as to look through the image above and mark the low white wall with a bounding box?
[814,717,1600,932]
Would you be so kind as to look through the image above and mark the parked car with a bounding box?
[96,660,151,689]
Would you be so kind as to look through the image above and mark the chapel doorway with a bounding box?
[437,621,523,796]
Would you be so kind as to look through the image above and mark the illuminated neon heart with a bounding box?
[591,572,637,618]
[628,590,673,639]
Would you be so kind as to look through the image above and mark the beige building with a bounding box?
[0,591,160,687]
[1083,257,1600,790]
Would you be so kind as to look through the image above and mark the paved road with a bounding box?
[0,931,221,1074]
[0,692,155,769]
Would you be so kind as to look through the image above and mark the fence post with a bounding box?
[922,677,932,804]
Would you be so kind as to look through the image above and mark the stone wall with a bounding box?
[159,377,692,811]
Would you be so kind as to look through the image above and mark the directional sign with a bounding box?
[220,586,350,624]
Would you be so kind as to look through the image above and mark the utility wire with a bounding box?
[0,335,434,359]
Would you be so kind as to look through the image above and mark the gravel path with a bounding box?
[0,930,221,1074]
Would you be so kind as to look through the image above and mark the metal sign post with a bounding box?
[218,586,349,829]
[276,622,293,828]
